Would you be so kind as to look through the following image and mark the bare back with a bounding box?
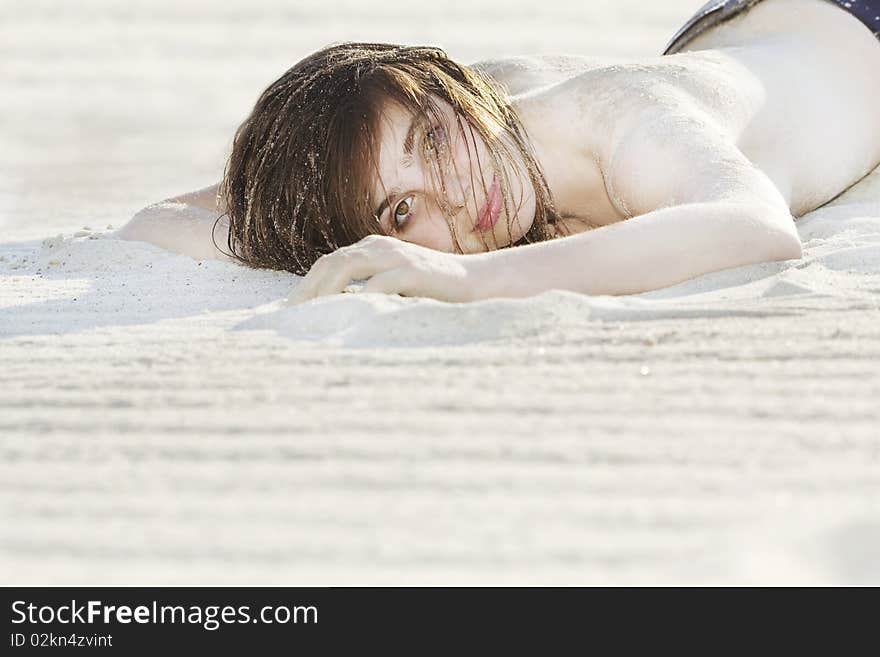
[475,0,880,220]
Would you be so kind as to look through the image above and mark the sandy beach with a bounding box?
[2,0,880,585]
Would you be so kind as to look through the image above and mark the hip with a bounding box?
[663,0,880,55]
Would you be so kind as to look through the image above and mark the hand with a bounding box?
[288,235,482,304]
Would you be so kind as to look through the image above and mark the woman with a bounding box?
[120,0,880,302]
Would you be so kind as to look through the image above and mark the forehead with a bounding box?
[374,100,418,172]
[374,96,458,167]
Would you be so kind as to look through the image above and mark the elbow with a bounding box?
[117,206,156,243]
[118,204,179,248]
[750,206,802,263]
[767,227,803,263]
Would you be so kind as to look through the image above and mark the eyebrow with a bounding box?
[373,114,426,222]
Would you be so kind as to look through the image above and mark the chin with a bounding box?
[499,196,536,246]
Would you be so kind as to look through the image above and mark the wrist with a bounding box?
[460,250,523,301]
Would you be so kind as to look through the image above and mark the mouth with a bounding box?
[473,176,502,232]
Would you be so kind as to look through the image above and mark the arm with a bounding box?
[118,183,231,261]
[289,107,802,303]
[289,157,801,303]
[162,183,222,211]
[473,110,802,298]
[290,194,800,303]
[470,199,802,298]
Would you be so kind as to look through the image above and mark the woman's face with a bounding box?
[370,97,537,253]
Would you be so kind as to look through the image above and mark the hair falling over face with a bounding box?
[218,42,562,275]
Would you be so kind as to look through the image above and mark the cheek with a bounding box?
[449,126,491,185]
[494,171,537,246]
[511,191,537,238]
[405,204,457,252]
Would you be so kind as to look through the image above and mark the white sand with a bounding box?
[2,0,880,585]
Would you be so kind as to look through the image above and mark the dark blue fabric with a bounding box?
[663,0,880,55]
[824,1,880,37]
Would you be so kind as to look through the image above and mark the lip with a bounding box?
[473,177,502,232]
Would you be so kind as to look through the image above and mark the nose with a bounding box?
[404,164,472,216]
[438,181,471,214]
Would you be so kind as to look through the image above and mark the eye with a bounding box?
[392,196,416,231]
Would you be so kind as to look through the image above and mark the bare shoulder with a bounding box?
[470,54,626,96]
[564,64,791,218]
[602,101,785,218]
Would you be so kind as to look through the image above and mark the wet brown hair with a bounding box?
[219,42,561,275]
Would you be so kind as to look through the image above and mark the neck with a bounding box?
[509,82,623,230]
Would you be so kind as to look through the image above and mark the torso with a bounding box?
[473,0,880,233]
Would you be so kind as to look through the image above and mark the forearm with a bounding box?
[118,182,229,261]
[471,201,803,298]
[118,200,230,261]
[167,183,223,211]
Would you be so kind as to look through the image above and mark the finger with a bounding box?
[287,255,330,304]
[359,267,410,296]
[287,252,351,304]
[313,268,360,299]
[312,249,404,299]
[290,240,406,303]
